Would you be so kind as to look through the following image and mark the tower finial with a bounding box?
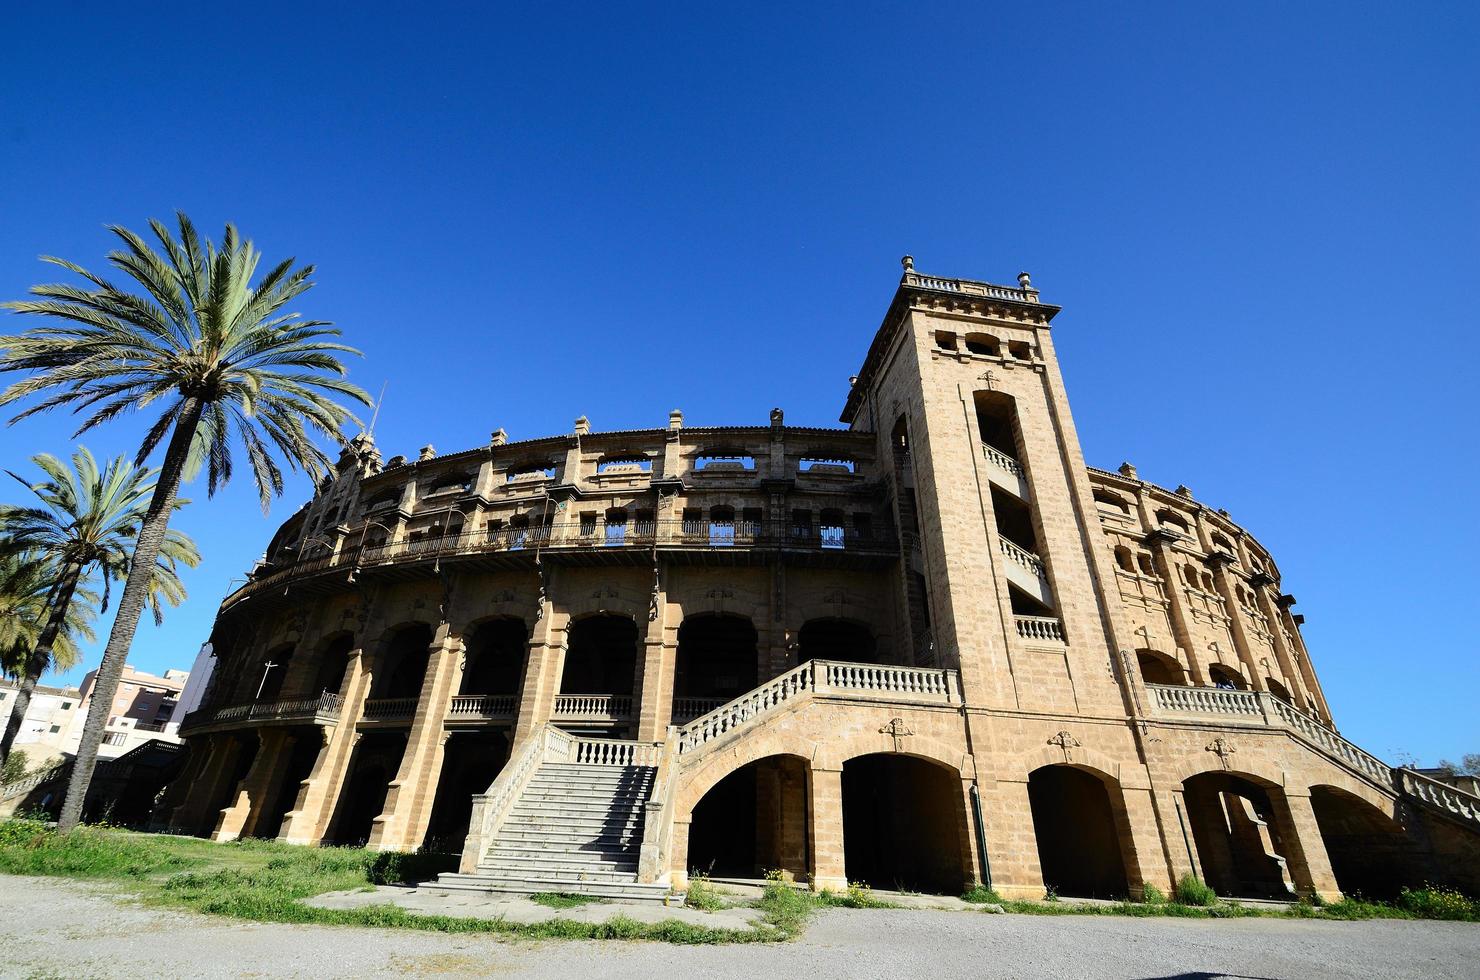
[901,254,914,273]
[1018,271,1032,290]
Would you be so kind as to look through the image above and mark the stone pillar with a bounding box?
[1116,782,1174,899]
[809,764,848,892]
[368,625,465,851]
[213,729,294,842]
[1255,590,1311,707]
[636,570,674,741]
[1207,559,1268,693]
[1272,790,1342,902]
[1144,531,1208,685]
[1156,786,1202,887]
[983,776,1044,900]
[151,737,212,831]
[669,816,691,891]
[513,614,565,743]
[276,645,374,844]
[1182,786,1235,892]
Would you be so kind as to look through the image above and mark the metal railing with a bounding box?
[361,697,418,721]
[180,692,344,733]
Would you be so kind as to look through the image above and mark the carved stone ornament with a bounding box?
[879,717,915,752]
[1048,730,1081,761]
[1206,737,1237,770]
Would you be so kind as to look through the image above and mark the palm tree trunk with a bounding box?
[57,396,203,831]
[0,560,83,769]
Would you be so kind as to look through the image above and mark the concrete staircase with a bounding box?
[436,760,671,901]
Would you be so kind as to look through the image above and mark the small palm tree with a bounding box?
[0,448,199,767]
[0,214,368,830]
[0,549,97,680]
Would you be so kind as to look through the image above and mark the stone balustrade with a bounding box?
[677,658,960,756]
[360,696,418,721]
[671,697,724,722]
[981,443,1024,478]
[904,271,1037,304]
[999,537,1047,579]
[446,695,517,720]
[1015,615,1066,643]
[551,694,634,722]
[1397,769,1480,832]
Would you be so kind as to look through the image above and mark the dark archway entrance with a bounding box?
[798,618,880,665]
[460,618,528,696]
[328,732,408,846]
[842,753,966,893]
[313,633,356,698]
[1182,772,1295,899]
[251,730,323,841]
[1310,786,1423,899]
[674,615,758,721]
[373,623,434,699]
[255,643,295,701]
[688,756,810,880]
[423,731,512,853]
[1027,765,1130,898]
[560,615,637,695]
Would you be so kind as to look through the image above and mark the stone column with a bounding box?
[668,816,692,891]
[276,645,374,844]
[1155,786,1202,887]
[1271,790,1342,902]
[808,764,848,892]
[513,615,565,743]
[982,776,1044,900]
[1254,589,1312,707]
[367,625,465,851]
[636,570,674,741]
[213,728,293,842]
[1116,782,1174,899]
[1207,557,1268,693]
[1144,531,1208,685]
[151,737,212,831]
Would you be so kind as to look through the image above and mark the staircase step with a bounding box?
[433,873,672,903]
[487,847,637,867]
[471,865,644,884]
[497,830,641,848]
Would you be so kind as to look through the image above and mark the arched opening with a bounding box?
[1137,649,1186,686]
[963,333,1001,357]
[1265,676,1292,703]
[196,733,258,837]
[423,731,512,854]
[460,618,528,696]
[1208,664,1248,691]
[252,729,323,841]
[1028,765,1131,897]
[842,753,967,894]
[1095,489,1131,517]
[372,623,434,699]
[327,731,408,846]
[1182,772,1296,899]
[254,643,295,702]
[1310,785,1423,899]
[688,755,810,880]
[674,615,758,721]
[797,618,880,665]
[313,633,356,697]
[973,390,1020,462]
[1113,545,1135,573]
[560,614,638,696]
[819,508,847,550]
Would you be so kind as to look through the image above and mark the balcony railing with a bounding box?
[226,518,899,608]
[981,444,1024,478]
[671,697,725,722]
[361,697,418,721]
[551,694,633,723]
[999,537,1047,579]
[446,694,518,720]
[179,692,343,733]
[1015,615,1066,643]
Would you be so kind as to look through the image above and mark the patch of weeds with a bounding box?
[530,892,603,909]
[961,884,1005,905]
[1397,886,1479,922]
[1043,885,1059,902]
[1139,883,1166,904]
[1172,873,1217,907]
[816,880,896,909]
[683,873,727,912]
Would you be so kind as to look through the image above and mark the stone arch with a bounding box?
[370,621,435,699]
[558,612,638,696]
[677,732,824,813]
[1181,768,1298,899]
[1308,783,1423,899]
[458,615,529,697]
[311,630,356,698]
[1026,762,1134,897]
[841,751,971,893]
[1136,648,1187,686]
[686,752,812,881]
[674,613,759,717]
[796,616,881,665]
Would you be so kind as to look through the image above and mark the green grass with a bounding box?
[682,874,728,912]
[530,892,604,909]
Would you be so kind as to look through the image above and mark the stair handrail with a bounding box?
[637,726,681,884]
[458,724,564,873]
[1395,767,1480,831]
[677,659,817,755]
[1,759,70,803]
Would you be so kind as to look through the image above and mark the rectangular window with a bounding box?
[103,732,128,746]
[49,725,60,734]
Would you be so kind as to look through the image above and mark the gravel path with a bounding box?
[0,875,1474,979]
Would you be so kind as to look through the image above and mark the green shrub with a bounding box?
[683,873,726,912]
[1397,886,1480,921]
[961,884,1005,904]
[1140,883,1166,904]
[1172,874,1216,907]
[1,748,29,785]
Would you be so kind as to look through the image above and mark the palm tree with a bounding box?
[0,448,199,767]
[0,549,96,681]
[0,214,368,830]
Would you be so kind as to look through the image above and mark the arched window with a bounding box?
[964,333,1001,357]
[819,508,847,550]
[1136,553,1156,576]
[604,507,628,546]
[1136,649,1186,686]
[1094,489,1130,516]
[934,331,958,351]
[1156,509,1190,534]
[1208,664,1247,691]
[1113,545,1135,573]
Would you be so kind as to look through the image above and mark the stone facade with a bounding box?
[160,262,1480,901]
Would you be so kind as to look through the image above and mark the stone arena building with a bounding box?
[159,261,1480,902]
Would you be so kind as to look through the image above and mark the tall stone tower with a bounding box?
[842,258,1132,717]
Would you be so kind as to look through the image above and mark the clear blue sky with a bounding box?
[0,3,1474,764]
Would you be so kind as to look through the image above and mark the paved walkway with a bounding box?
[0,875,1474,979]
